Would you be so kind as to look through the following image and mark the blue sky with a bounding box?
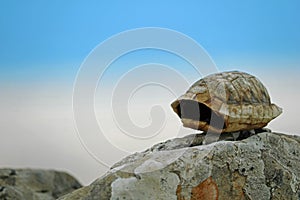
[1,0,299,78]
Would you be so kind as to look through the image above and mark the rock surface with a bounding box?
[59,132,300,200]
[0,168,82,200]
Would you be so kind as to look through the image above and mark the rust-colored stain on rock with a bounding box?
[232,171,246,198]
[191,176,218,200]
[177,176,218,200]
[176,184,185,200]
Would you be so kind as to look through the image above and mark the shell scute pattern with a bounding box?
[171,71,282,133]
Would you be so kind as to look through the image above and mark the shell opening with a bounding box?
[176,100,226,130]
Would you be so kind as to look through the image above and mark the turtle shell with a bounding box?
[171,71,282,133]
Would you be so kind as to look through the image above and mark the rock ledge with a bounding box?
[60,132,300,200]
[0,168,81,200]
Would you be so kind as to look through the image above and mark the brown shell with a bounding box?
[171,71,282,133]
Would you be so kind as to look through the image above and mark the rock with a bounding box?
[0,168,82,200]
[59,132,300,199]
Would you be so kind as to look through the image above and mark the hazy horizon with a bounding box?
[1,64,299,185]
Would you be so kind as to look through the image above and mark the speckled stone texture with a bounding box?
[0,168,81,200]
[59,132,300,200]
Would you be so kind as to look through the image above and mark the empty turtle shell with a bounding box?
[171,71,282,133]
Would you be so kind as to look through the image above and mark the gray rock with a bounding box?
[59,132,300,199]
[0,168,82,200]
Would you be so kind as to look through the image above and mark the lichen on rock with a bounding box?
[59,132,300,200]
[0,168,81,200]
